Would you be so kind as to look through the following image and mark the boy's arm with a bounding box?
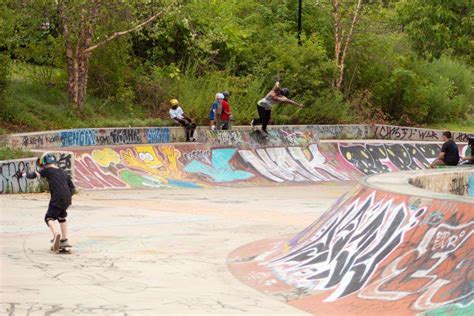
[274,95,304,108]
[67,175,76,195]
[16,170,40,179]
[271,81,281,92]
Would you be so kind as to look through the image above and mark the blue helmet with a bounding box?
[41,153,57,166]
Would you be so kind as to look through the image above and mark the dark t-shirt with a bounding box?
[441,139,460,166]
[39,167,74,209]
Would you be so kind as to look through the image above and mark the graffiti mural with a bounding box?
[183,148,254,183]
[228,187,473,315]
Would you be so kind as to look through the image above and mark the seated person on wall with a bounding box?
[169,98,196,142]
[460,136,474,164]
[430,131,460,168]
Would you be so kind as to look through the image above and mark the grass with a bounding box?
[1,62,169,133]
[0,144,33,160]
[426,115,474,133]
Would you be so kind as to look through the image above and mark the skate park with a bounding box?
[0,124,473,315]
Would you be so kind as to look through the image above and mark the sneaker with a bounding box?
[60,239,71,248]
[52,234,61,252]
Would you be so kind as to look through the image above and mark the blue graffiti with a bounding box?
[146,128,171,144]
[468,174,474,197]
[60,129,96,147]
[183,148,254,182]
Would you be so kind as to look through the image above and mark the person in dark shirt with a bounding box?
[17,153,75,251]
[430,131,460,168]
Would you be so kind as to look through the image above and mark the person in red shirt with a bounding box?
[221,91,232,130]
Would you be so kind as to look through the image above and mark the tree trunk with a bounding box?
[59,0,167,110]
[332,0,363,91]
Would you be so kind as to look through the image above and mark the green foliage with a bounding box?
[396,0,473,61]
[0,0,472,131]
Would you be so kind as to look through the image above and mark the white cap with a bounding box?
[216,93,224,99]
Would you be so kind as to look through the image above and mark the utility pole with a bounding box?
[298,0,302,46]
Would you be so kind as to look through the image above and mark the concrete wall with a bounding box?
[410,171,474,197]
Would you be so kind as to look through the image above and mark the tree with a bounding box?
[330,0,364,91]
[57,0,170,109]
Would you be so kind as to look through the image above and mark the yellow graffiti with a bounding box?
[119,146,185,183]
[92,148,121,167]
[161,145,182,174]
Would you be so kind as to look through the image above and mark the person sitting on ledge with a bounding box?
[460,136,474,164]
[169,98,196,142]
[430,131,460,168]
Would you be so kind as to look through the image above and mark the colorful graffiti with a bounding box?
[184,148,254,182]
[228,187,474,315]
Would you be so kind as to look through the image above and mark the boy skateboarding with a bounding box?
[16,153,75,253]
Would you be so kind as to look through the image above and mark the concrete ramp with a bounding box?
[227,170,473,315]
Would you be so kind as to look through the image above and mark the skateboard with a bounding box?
[250,129,269,143]
[50,245,72,254]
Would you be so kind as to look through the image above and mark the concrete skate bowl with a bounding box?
[64,141,463,190]
[227,168,474,316]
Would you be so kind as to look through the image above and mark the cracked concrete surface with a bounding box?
[0,183,354,315]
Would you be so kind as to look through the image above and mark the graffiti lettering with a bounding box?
[0,160,37,193]
[60,130,96,147]
[110,129,141,145]
[145,128,170,144]
[340,143,440,175]
[265,192,426,302]
[359,222,473,311]
[239,144,351,183]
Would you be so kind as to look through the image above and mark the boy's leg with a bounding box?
[430,159,445,168]
[178,120,190,141]
[46,218,59,236]
[261,109,271,133]
[254,105,266,125]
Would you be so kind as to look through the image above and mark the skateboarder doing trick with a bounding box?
[251,80,303,135]
[16,153,75,252]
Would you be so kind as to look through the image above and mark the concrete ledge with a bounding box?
[1,124,472,150]
[409,169,474,197]
[364,167,474,202]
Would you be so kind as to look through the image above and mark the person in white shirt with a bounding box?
[169,99,196,142]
